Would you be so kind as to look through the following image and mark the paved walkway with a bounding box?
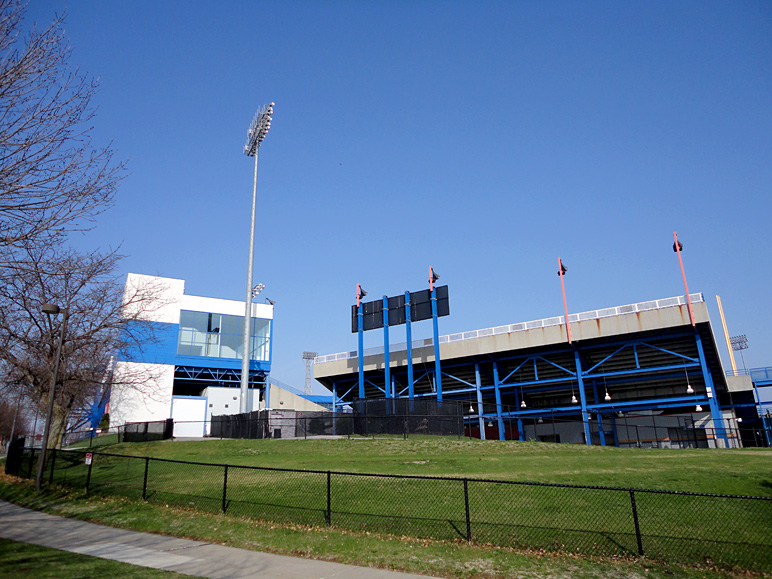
[0,500,439,578]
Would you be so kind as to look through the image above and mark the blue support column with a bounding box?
[332,382,337,436]
[597,413,607,446]
[493,362,505,441]
[592,380,606,446]
[610,413,620,447]
[383,296,391,398]
[474,363,485,440]
[431,286,442,401]
[358,303,364,399]
[405,291,414,402]
[694,330,729,446]
[574,349,592,445]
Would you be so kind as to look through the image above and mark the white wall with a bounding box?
[110,361,174,426]
[171,397,208,437]
[268,384,329,412]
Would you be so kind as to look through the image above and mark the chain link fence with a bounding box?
[8,446,771,572]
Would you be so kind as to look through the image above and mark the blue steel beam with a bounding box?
[405,291,414,400]
[694,330,729,446]
[383,296,391,398]
[474,363,485,440]
[574,349,592,445]
[358,302,364,399]
[431,285,442,400]
[493,361,505,441]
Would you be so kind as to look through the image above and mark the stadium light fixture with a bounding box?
[429,267,440,291]
[356,284,367,307]
[240,102,274,414]
[251,283,265,298]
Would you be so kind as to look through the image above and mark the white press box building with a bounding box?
[111,274,274,436]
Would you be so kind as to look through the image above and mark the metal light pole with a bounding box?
[240,102,274,414]
[557,258,572,344]
[36,304,69,491]
[672,232,695,326]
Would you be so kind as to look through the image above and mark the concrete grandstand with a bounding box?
[315,293,769,448]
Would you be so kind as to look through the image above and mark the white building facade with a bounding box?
[111,274,273,435]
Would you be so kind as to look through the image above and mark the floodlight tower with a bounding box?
[302,352,318,395]
[240,102,274,414]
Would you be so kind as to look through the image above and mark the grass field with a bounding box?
[12,436,772,574]
[0,477,765,579]
[74,435,772,495]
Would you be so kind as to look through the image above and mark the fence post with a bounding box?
[85,453,94,492]
[629,489,644,556]
[28,447,36,479]
[48,448,57,485]
[464,479,471,542]
[326,471,332,526]
[142,458,150,500]
[222,465,228,513]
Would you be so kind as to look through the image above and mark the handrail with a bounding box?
[316,293,705,364]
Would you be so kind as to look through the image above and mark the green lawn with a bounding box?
[81,436,772,495]
[0,538,197,578]
[0,479,763,579]
[27,437,772,572]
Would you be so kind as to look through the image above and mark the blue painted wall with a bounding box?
[119,320,271,373]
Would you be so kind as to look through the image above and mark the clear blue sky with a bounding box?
[24,1,772,393]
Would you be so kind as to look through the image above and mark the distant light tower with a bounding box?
[240,102,274,414]
[302,352,318,395]
[730,334,749,372]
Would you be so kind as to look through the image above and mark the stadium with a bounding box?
[314,289,771,448]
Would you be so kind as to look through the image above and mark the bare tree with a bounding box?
[0,390,30,445]
[0,0,124,250]
[0,242,167,448]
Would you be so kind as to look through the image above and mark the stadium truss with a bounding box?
[315,293,742,446]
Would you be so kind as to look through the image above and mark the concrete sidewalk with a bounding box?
[0,500,439,578]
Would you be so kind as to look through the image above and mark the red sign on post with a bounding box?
[85,453,93,465]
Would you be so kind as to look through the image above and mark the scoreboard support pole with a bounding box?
[431,285,443,401]
[358,301,365,399]
[405,291,414,401]
[383,296,391,398]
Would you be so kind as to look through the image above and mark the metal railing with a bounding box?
[316,293,705,364]
[9,445,772,572]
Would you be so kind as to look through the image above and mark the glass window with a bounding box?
[220,314,240,335]
[220,332,240,358]
[177,310,270,361]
